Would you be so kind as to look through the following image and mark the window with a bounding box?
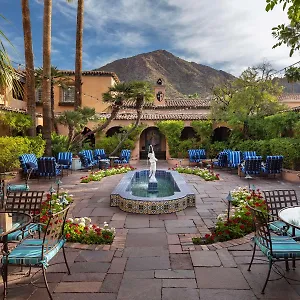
[36,88,42,103]
[61,86,75,103]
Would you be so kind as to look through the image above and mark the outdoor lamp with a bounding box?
[226,192,233,221]
[245,173,253,191]
[251,184,256,192]
[56,179,62,194]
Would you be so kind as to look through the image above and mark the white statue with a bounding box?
[148,145,158,181]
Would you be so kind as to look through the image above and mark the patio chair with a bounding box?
[188,149,201,165]
[114,149,131,164]
[247,204,300,294]
[263,189,300,239]
[19,154,38,177]
[6,168,33,194]
[4,191,44,241]
[78,150,98,169]
[213,151,228,168]
[240,156,262,177]
[243,151,257,161]
[227,151,242,169]
[1,205,71,299]
[94,149,108,160]
[57,152,73,175]
[37,157,62,179]
[262,156,283,177]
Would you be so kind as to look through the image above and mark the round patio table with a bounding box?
[278,206,300,231]
[0,211,32,295]
[109,156,119,168]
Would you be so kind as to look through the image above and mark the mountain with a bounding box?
[95,50,235,98]
[274,77,300,93]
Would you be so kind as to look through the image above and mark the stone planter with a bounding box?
[281,169,300,183]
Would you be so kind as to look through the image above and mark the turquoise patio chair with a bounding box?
[248,204,300,294]
[1,206,71,299]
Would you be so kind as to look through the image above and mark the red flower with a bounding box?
[66,233,71,239]
[84,226,89,231]
[204,233,210,239]
[245,211,251,216]
[240,224,245,230]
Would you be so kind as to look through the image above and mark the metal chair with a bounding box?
[240,156,263,177]
[114,149,131,164]
[263,189,300,239]
[227,151,242,169]
[37,157,62,179]
[4,191,44,241]
[1,205,71,299]
[78,150,98,169]
[262,156,284,177]
[57,152,73,175]
[242,151,257,161]
[248,204,300,294]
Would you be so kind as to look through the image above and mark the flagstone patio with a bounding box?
[1,162,300,299]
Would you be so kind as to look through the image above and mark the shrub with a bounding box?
[207,141,229,158]
[96,135,135,156]
[174,166,220,181]
[0,136,46,172]
[51,133,69,157]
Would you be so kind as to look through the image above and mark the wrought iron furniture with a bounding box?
[263,189,300,239]
[213,151,228,168]
[114,149,131,164]
[19,154,38,176]
[240,156,263,177]
[227,151,242,169]
[6,168,34,194]
[4,191,44,241]
[262,156,284,177]
[57,152,73,175]
[247,204,300,294]
[1,206,71,299]
[37,157,62,179]
[78,150,98,169]
[188,149,206,165]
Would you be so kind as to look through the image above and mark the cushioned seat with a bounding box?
[6,223,40,241]
[2,238,65,267]
[6,184,29,193]
[268,220,300,239]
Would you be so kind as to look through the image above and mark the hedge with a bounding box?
[0,136,46,172]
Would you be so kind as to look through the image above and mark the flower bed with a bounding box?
[174,166,220,181]
[80,166,135,183]
[193,188,267,244]
[64,218,115,244]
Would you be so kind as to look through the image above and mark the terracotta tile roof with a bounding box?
[97,112,208,121]
[60,70,120,83]
[278,93,300,101]
[0,104,42,116]
[123,97,211,108]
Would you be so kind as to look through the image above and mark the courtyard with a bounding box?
[1,162,300,300]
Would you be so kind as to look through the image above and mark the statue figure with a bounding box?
[148,145,158,181]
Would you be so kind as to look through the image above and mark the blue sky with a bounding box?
[1,0,300,76]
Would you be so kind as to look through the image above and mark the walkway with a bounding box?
[2,163,300,299]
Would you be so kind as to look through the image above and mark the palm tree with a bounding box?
[35,66,71,133]
[21,0,36,137]
[42,0,52,156]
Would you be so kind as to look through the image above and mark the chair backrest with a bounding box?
[5,191,44,220]
[19,154,38,174]
[41,205,70,258]
[248,204,273,255]
[244,156,262,173]
[217,151,228,167]
[264,156,283,174]
[94,149,106,159]
[263,189,298,218]
[228,151,241,167]
[82,150,94,162]
[196,149,206,159]
[57,152,72,164]
[243,151,257,160]
[120,149,131,162]
[38,157,58,177]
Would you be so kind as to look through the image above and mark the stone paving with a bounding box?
[1,161,300,299]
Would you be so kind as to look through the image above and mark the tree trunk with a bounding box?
[42,0,52,156]
[74,0,84,110]
[110,97,144,156]
[51,80,58,133]
[67,125,74,150]
[21,0,36,136]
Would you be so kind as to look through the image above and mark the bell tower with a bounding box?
[154,78,166,106]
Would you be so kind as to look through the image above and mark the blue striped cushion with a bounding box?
[2,238,65,267]
[243,151,257,160]
[7,184,29,193]
[6,223,40,241]
[19,154,38,174]
[254,236,300,259]
[269,220,300,239]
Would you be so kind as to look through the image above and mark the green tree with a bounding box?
[211,63,284,139]
[266,0,300,56]
[285,66,300,92]
[21,0,36,136]
[35,66,71,133]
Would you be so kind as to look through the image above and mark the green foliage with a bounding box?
[0,136,45,172]
[191,120,213,146]
[293,120,300,137]
[157,121,184,157]
[207,141,229,158]
[51,133,69,157]
[0,111,32,135]
[176,139,197,158]
[175,166,220,181]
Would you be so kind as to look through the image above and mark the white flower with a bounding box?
[78,222,85,227]
[80,217,86,224]
[84,217,92,224]
[68,218,73,223]
[74,218,80,224]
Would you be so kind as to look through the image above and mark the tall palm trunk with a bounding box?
[42,0,52,156]
[21,0,36,136]
[74,0,84,110]
[110,96,144,156]
[51,80,58,133]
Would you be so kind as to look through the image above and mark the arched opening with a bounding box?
[180,126,196,140]
[81,126,95,148]
[139,127,166,159]
[213,126,230,142]
[36,125,43,135]
[106,126,122,137]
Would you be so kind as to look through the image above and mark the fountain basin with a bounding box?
[110,170,195,214]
